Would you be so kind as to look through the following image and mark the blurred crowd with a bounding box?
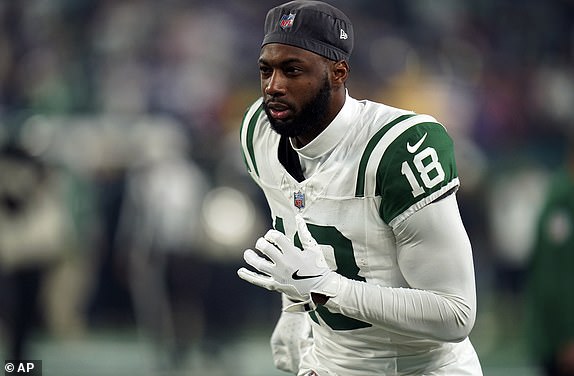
[0,0,573,373]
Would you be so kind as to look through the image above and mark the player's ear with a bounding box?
[331,60,349,87]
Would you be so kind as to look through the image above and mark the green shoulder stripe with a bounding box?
[239,108,250,173]
[355,114,416,197]
[240,102,264,178]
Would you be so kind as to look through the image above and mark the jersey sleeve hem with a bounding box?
[388,178,459,228]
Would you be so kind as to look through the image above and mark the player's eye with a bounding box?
[259,65,272,77]
[284,66,302,76]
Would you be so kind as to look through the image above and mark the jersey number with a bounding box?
[276,217,371,331]
[401,147,445,197]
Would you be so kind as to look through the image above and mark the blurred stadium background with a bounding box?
[0,0,572,375]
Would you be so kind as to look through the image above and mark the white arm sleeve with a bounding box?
[322,194,477,342]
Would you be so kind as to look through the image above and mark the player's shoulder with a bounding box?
[384,112,452,155]
[356,100,452,170]
[354,100,448,144]
[240,97,278,179]
[356,99,415,132]
[240,97,270,158]
[240,97,265,136]
[354,103,459,225]
[362,100,444,136]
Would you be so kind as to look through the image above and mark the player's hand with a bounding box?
[270,308,312,373]
[237,215,334,303]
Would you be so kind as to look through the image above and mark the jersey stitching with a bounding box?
[388,178,459,228]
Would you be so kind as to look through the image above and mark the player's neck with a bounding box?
[292,89,346,148]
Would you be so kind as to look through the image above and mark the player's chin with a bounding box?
[269,119,301,138]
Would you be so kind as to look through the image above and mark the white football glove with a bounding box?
[237,215,337,307]
[270,295,313,373]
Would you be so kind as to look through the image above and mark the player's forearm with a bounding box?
[321,274,475,342]
[318,195,477,342]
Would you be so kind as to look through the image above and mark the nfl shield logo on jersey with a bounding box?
[294,191,305,210]
[280,13,296,29]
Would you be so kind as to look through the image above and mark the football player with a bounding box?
[237,1,483,375]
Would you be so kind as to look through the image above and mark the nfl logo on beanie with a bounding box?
[280,13,296,29]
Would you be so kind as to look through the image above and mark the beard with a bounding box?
[264,75,332,138]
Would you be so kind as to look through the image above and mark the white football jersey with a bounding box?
[240,94,479,375]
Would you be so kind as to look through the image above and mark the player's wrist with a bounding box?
[311,292,329,305]
[310,271,341,299]
[283,272,340,312]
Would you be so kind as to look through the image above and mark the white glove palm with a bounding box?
[270,303,313,373]
[238,215,333,303]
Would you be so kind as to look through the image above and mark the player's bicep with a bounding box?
[394,194,476,300]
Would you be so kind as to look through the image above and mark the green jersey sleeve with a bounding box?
[376,119,459,226]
